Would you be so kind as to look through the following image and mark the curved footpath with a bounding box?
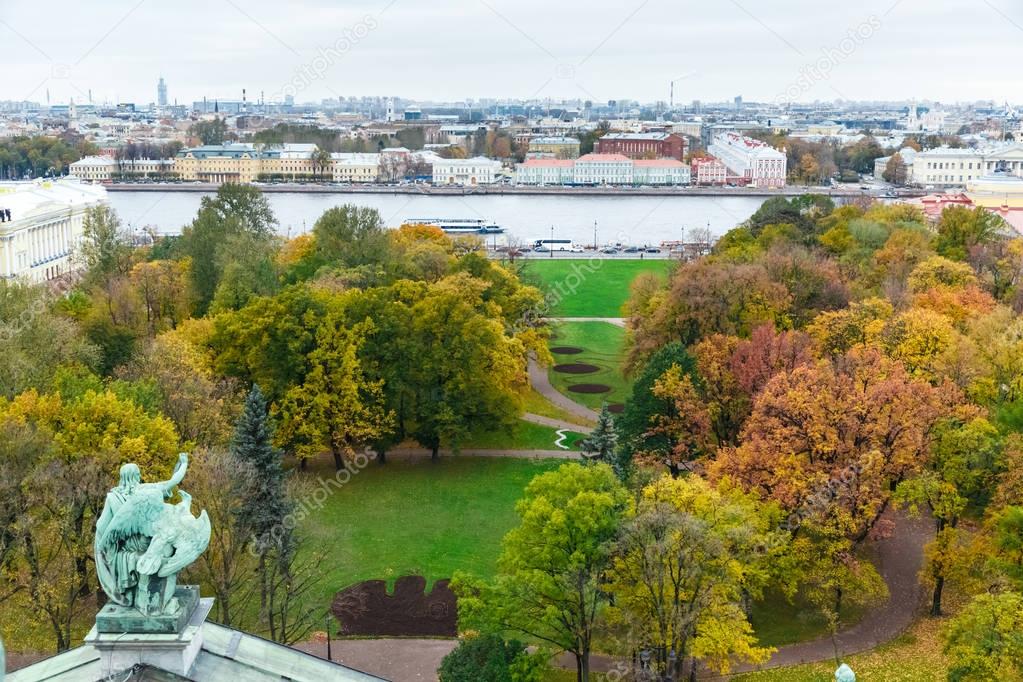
[528,358,601,422]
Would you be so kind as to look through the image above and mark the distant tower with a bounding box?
[734,95,743,111]
[69,98,78,131]
[157,76,168,107]
[386,98,395,122]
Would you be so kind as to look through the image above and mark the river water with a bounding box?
[107,191,767,247]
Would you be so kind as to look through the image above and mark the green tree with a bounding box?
[179,183,278,313]
[617,342,697,455]
[311,205,390,270]
[935,206,1006,261]
[944,591,1023,682]
[579,404,624,476]
[78,204,133,286]
[190,117,228,145]
[455,463,629,682]
[438,634,543,682]
[232,385,296,626]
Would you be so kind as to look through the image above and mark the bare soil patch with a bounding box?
[332,575,456,637]
[568,383,612,394]
[553,363,600,374]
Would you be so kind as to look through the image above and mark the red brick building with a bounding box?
[595,132,686,161]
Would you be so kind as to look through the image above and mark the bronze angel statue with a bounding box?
[94,453,211,616]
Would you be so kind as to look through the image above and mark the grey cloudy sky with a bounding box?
[2,0,1020,107]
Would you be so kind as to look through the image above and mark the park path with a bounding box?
[528,358,601,422]
[522,412,594,434]
[383,447,581,460]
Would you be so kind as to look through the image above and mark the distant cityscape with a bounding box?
[2,80,1023,284]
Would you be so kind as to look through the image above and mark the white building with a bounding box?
[70,156,118,182]
[708,132,787,188]
[514,155,690,186]
[912,144,1023,188]
[633,159,690,186]
[515,159,575,185]
[432,157,502,186]
[573,154,634,185]
[873,147,918,180]
[0,179,108,282]
[330,153,381,183]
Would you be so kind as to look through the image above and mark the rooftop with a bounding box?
[633,159,687,167]
[576,153,632,162]
[8,603,383,682]
[601,132,675,141]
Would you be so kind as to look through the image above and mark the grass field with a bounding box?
[524,388,596,428]
[464,419,586,451]
[548,321,631,409]
[521,259,674,318]
[299,456,564,608]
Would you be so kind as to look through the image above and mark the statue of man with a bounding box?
[94,454,190,608]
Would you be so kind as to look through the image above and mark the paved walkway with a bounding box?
[384,446,581,460]
[522,412,594,434]
[528,358,600,422]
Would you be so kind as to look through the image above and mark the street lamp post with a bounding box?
[550,224,554,259]
[593,220,597,251]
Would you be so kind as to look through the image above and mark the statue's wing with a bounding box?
[157,510,212,578]
[97,487,164,552]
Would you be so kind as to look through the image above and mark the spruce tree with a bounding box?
[581,404,630,479]
[232,385,292,556]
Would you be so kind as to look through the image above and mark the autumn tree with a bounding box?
[644,365,714,477]
[276,318,391,470]
[605,476,782,679]
[711,348,949,544]
[625,260,790,369]
[896,413,1001,615]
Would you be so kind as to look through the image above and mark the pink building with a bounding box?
[691,157,728,186]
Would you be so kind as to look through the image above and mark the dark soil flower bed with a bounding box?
[553,363,600,374]
[608,403,625,414]
[550,346,584,355]
[332,575,457,637]
[568,383,612,394]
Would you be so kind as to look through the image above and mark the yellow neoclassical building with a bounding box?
[172,144,379,183]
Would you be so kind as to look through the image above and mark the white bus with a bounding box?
[533,239,583,253]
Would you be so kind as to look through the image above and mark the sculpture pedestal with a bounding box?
[85,592,213,678]
[96,585,200,634]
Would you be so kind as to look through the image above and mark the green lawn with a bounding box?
[464,419,586,451]
[547,321,631,409]
[299,456,564,608]
[522,259,674,317]
[750,590,867,648]
[524,389,596,428]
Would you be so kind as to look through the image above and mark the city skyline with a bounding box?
[2,0,1021,107]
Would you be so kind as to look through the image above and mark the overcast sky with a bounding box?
[2,0,1021,107]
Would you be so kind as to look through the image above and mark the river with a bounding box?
[107,191,767,247]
